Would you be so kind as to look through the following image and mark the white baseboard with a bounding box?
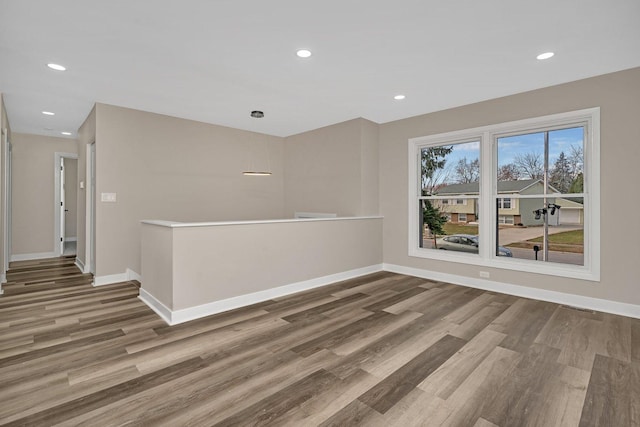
[383,263,640,320]
[93,268,142,287]
[10,252,57,262]
[126,268,142,282]
[140,264,384,325]
[93,272,127,286]
[1,272,6,284]
[138,288,172,324]
[75,258,85,272]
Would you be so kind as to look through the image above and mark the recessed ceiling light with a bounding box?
[61,131,72,135]
[394,94,406,100]
[296,49,312,58]
[47,63,66,71]
[42,111,55,116]
[536,52,555,60]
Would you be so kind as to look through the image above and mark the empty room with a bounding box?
[1,1,639,426]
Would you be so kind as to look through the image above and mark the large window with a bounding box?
[409,108,599,281]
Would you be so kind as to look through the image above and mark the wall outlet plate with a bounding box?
[101,192,117,202]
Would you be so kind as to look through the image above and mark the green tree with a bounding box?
[550,151,572,192]
[420,146,453,248]
[569,172,583,193]
[421,146,453,195]
[422,200,448,248]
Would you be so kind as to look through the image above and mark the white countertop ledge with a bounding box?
[141,216,383,228]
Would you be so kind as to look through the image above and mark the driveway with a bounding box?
[498,225,583,245]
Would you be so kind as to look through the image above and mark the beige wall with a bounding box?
[64,158,78,239]
[76,106,96,270]
[11,133,77,256]
[360,119,380,215]
[172,219,382,310]
[284,118,379,217]
[141,223,173,308]
[379,67,640,306]
[93,103,285,277]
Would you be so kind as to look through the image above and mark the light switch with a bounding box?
[79,181,85,189]
[101,192,117,202]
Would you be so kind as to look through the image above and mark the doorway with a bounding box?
[54,153,78,257]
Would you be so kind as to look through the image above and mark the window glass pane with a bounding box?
[497,127,584,195]
[549,127,584,194]
[420,140,481,255]
[497,131,544,194]
[421,141,480,195]
[420,199,480,254]
[496,197,584,265]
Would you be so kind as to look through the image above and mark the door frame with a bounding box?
[54,152,78,257]
[86,142,96,275]
[2,129,11,288]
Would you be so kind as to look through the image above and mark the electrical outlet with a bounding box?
[479,271,490,279]
[101,192,117,202]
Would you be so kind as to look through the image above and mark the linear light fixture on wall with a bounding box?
[243,171,272,176]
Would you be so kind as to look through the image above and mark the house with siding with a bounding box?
[433,179,583,226]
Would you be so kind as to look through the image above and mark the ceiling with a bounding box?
[1,1,639,138]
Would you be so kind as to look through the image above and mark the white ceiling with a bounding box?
[1,0,639,138]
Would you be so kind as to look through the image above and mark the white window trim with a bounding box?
[408,107,600,282]
[458,213,467,222]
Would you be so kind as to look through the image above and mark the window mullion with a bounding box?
[479,131,494,259]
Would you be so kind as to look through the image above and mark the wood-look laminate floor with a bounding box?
[1,258,639,426]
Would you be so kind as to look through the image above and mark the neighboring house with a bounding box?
[433,179,584,226]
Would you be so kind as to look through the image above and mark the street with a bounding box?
[422,224,584,266]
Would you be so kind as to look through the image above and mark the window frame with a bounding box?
[408,108,600,281]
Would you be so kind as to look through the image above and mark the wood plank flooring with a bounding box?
[1,257,639,426]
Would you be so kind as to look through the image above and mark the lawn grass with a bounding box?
[528,229,584,245]
[443,223,479,235]
[507,229,584,253]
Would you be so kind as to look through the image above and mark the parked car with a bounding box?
[434,234,512,257]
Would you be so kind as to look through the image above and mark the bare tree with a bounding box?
[497,163,521,181]
[454,157,479,183]
[514,152,543,179]
[568,145,584,179]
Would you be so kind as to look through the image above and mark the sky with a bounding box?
[428,126,584,184]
